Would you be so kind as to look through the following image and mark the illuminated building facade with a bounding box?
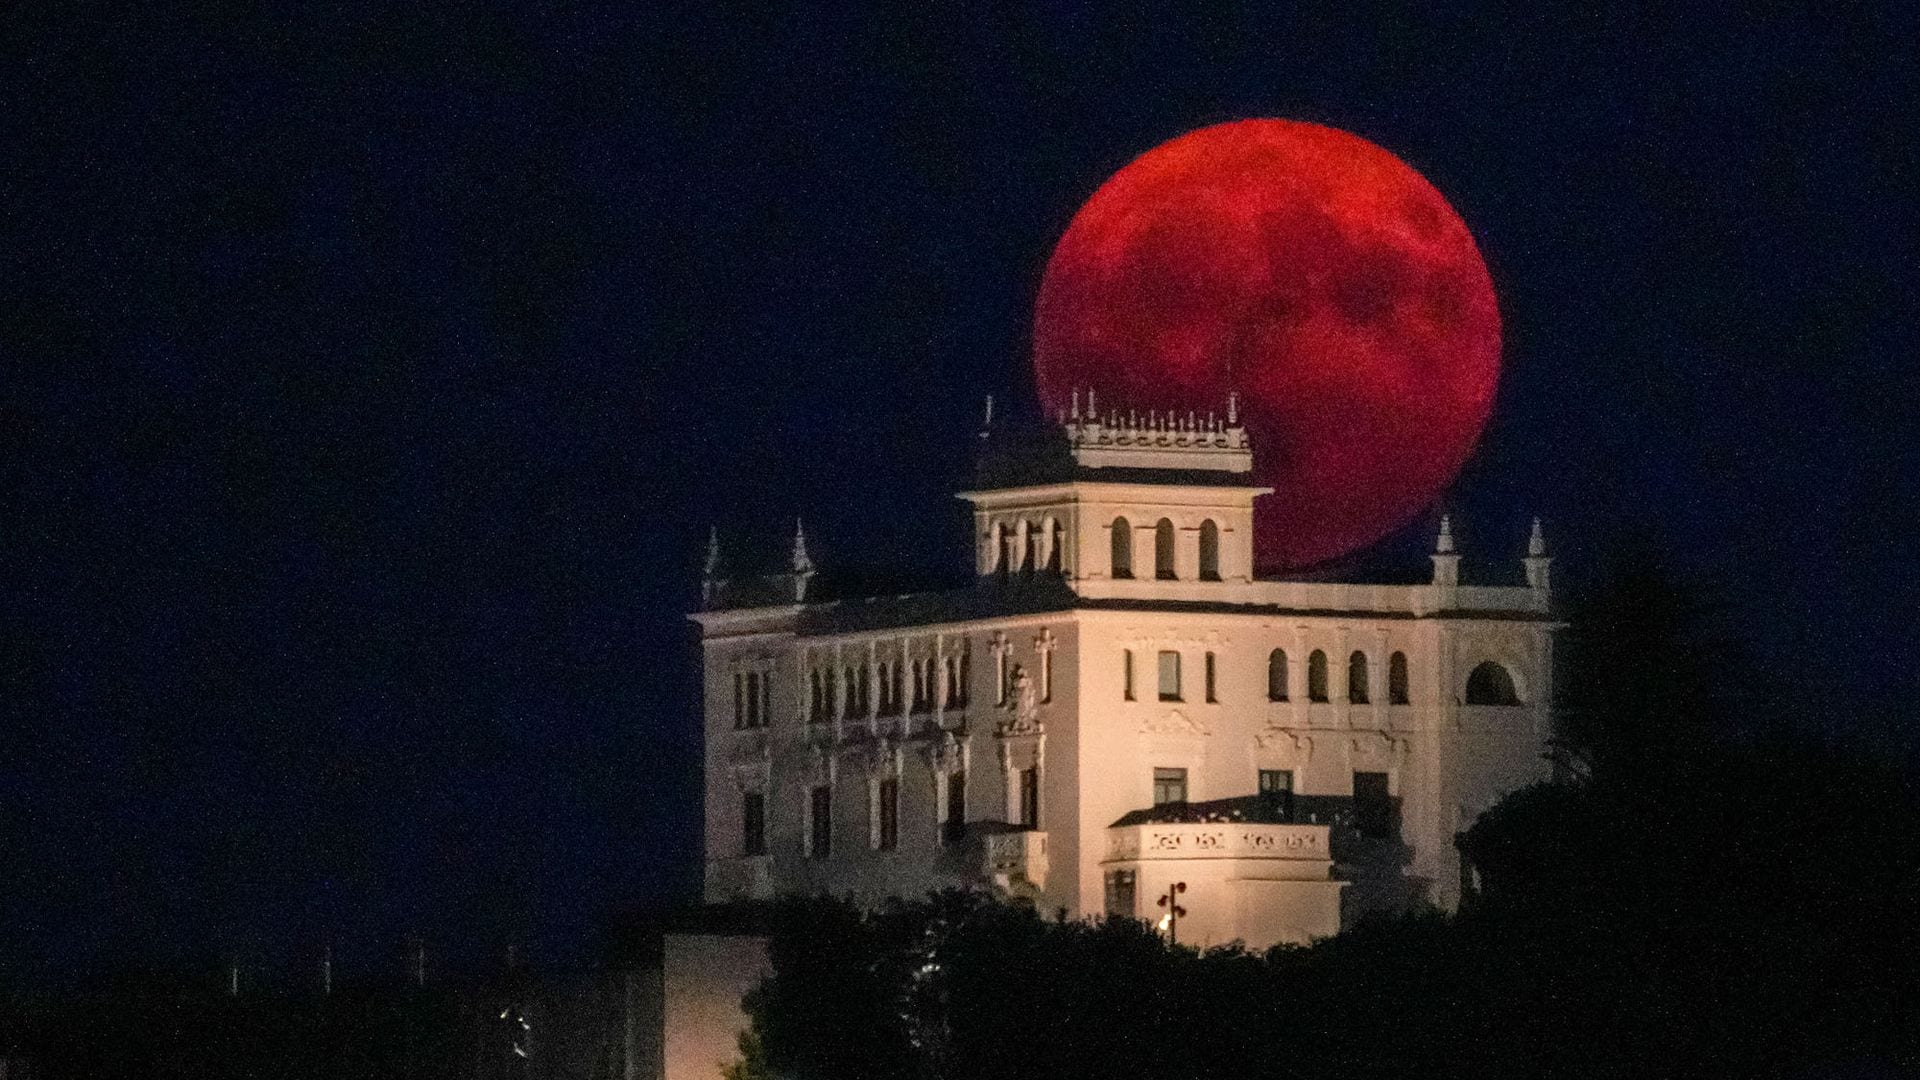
[691,396,1555,949]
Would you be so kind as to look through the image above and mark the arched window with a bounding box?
[1348,651,1370,704]
[1267,649,1288,701]
[1307,650,1329,703]
[1154,518,1176,580]
[1110,518,1133,579]
[1198,520,1220,581]
[1047,519,1063,574]
[1389,652,1409,704]
[1465,661,1522,706]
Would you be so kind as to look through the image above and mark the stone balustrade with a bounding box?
[1105,821,1330,863]
[983,830,1049,892]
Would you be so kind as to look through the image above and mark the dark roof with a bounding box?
[1110,795,1297,828]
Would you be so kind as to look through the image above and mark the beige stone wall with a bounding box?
[699,601,1549,927]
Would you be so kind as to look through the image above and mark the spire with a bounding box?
[791,518,813,576]
[1227,390,1239,426]
[1070,388,1081,421]
[1430,514,1460,587]
[1523,516,1552,591]
[979,394,994,441]
[790,517,816,603]
[700,526,724,608]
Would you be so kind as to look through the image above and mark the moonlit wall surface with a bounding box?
[1034,119,1501,570]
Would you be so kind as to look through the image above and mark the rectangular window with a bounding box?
[809,785,833,858]
[1018,767,1040,829]
[876,778,899,851]
[1259,769,1294,821]
[1104,869,1137,917]
[1204,652,1217,703]
[1040,645,1052,703]
[942,770,967,846]
[1123,649,1135,701]
[1153,767,1188,806]
[742,792,766,856]
[1157,650,1181,702]
[1353,771,1393,840]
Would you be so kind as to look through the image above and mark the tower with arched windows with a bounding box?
[693,397,1557,951]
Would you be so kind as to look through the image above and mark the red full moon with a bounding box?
[1034,119,1500,570]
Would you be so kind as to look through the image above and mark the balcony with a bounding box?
[983,830,1048,893]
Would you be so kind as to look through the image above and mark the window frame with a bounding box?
[1157,650,1182,702]
[1152,766,1189,806]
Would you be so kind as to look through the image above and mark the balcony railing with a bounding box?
[983,830,1048,892]
[1104,821,1330,863]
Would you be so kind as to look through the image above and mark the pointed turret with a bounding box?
[1523,517,1551,592]
[790,518,815,603]
[1430,514,1461,587]
[700,526,725,608]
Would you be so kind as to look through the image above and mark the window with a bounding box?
[1153,767,1188,806]
[1353,771,1393,839]
[886,662,904,715]
[1198,520,1220,580]
[808,785,833,858]
[844,667,862,719]
[1110,518,1133,579]
[1018,767,1040,829]
[1154,518,1176,580]
[911,657,933,713]
[742,792,766,856]
[1308,650,1329,702]
[1039,644,1052,703]
[943,652,970,709]
[1157,650,1182,702]
[1258,769,1294,820]
[1465,661,1521,705]
[1024,521,1041,574]
[733,673,746,728]
[1348,651,1370,704]
[997,523,1014,576]
[1047,519,1063,573]
[1123,649,1135,701]
[875,778,898,851]
[995,646,1009,706]
[1267,649,1288,701]
[1104,869,1137,917]
[942,770,967,846]
[1388,652,1409,704]
[1204,652,1217,703]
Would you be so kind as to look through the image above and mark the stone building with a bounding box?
[691,394,1556,950]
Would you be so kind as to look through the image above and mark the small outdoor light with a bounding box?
[1156,881,1188,943]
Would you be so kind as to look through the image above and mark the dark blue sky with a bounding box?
[4,6,1915,985]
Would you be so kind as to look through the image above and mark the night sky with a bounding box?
[5,7,1915,986]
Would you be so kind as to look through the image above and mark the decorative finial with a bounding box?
[1227,390,1239,425]
[702,526,722,578]
[1087,387,1096,416]
[1527,517,1546,557]
[1436,515,1456,555]
[791,518,813,576]
[979,394,994,440]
